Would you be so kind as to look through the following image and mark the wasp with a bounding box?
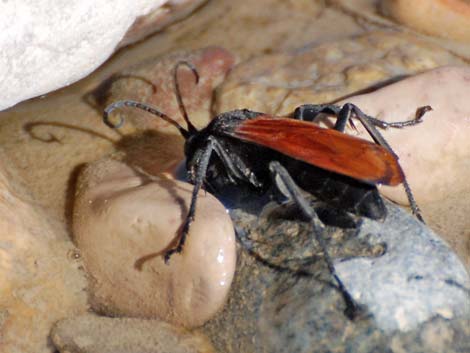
[104,62,428,318]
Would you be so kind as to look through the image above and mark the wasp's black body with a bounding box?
[185,109,386,221]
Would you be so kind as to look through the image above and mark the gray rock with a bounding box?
[335,203,470,332]
[202,201,470,353]
[0,0,166,110]
[0,0,208,110]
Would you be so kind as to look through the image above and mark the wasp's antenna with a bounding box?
[174,61,199,134]
[103,100,190,139]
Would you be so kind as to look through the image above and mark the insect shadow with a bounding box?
[103,61,429,319]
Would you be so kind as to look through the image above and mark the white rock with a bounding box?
[0,0,167,110]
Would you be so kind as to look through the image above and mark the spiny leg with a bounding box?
[165,133,260,261]
[164,138,215,262]
[293,104,341,122]
[293,103,429,130]
[269,161,359,319]
[348,105,431,130]
[294,103,427,222]
[337,103,424,222]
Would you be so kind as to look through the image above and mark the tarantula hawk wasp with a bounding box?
[104,61,428,319]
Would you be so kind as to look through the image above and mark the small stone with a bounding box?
[73,158,236,328]
[51,313,216,353]
[380,0,470,43]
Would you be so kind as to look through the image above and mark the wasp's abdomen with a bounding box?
[291,160,387,221]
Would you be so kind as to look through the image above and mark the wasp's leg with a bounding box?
[293,104,341,122]
[210,137,263,188]
[337,104,424,222]
[269,161,359,320]
[293,103,429,131]
[164,135,259,262]
[164,138,215,262]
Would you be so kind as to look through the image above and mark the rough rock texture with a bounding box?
[380,0,470,43]
[74,159,236,328]
[0,149,88,353]
[334,204,469,332]
[0,0,208,110]
[202,202,470,352]
[51,313,216,353]
[215,31,466,115]
[119,0,363,63]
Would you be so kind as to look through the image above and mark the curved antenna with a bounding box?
[103,100,190,139]
[174,61,199,134]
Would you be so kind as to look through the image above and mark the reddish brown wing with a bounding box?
[228,115,404,186]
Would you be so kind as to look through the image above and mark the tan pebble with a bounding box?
[73,158,236,328]
[51,313,216,353]
[380,0,470,42]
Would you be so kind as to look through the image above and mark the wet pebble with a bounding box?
[73,158,236,328]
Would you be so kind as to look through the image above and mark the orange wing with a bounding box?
[228,115,403,186]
